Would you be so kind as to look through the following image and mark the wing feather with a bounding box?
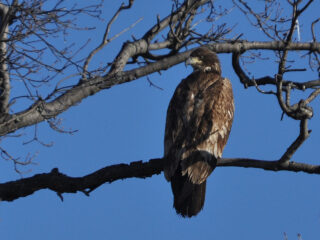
[164,71,234,184]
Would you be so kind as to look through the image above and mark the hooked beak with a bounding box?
[185,57,202,68]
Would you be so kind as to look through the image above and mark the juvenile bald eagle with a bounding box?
[164,47,234,217]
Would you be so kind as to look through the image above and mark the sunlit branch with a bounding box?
[109,0,209,74]
[0,41,319,138]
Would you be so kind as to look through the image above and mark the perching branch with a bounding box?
[1,157,320,202]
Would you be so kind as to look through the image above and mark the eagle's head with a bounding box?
[186,47,221,75]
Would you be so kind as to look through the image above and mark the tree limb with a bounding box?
[278,119,310,163]
[232,50,320,91]
[0,2,15,114]
[0,41,319,137]
[82,0,136,79]
[1,157,320,202]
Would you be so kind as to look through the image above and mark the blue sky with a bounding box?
[1,1,320,239]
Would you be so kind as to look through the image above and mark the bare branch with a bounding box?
[0,1,15,114]
[278,119,310,163]
[23,124,53,147]
[277,1,302,77]
[252,77,276,95]
[3,0,103,97]
[1,156,320,202]
[0,145,36,175]
[232,50,320,91]
[305,88,320,104]
[233,0,276,40]
[275,74,313,120]
[0,158,164,202]
[82,1,137,79]
[311,18,320,42]
[0,41,318,137]
[109,0,209,74]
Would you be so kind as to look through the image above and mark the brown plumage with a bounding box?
[164,47,234,217]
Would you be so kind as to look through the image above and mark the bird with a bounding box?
[163,47,234,217]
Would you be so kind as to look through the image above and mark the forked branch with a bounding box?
[82,0,137,79]
[232,51,320,91]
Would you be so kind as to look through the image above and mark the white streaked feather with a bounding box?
[213,143,218,158]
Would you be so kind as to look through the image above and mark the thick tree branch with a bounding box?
[0,2,15,114]
[109,0,209,74]
[1,157,320,202]
[207,41,320,54]
[0,41,319,137]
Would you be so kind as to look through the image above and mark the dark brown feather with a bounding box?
[171,167,207,217]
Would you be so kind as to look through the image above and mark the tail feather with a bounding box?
[171,171,206,217]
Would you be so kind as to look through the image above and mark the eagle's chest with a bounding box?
[182,89,202,123]
[182,78,219,123]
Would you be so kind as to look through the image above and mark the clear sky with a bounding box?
[1,1,320,239]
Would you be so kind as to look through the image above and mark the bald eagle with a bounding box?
[164,47,234,217]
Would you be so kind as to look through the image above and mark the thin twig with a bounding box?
[82,1,139,79]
